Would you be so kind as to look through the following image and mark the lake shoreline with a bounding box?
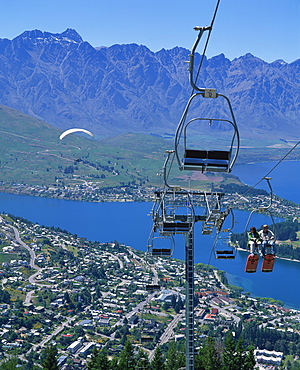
[235,246,300,264]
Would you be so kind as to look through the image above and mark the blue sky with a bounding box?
[1,0,299,63]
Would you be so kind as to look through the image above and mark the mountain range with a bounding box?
[0,28,299,139]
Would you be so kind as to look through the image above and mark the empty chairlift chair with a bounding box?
[174,28,239,174]
[174,92,240,174]
[213,209,236,259]
[151,248,172,257]
[153,189,195,235]
[145,284,161,292]
[201,192,226,236]
[183,148,231,172]
[146,232,175,258]
[214,233,236,259]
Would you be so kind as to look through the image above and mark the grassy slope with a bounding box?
[0,104,296,191]
[0,105,167,188]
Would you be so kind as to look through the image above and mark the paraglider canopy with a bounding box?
[59,128,94,140]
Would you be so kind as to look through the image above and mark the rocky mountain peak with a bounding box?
[13,28,83,46]
[0,29,299,139]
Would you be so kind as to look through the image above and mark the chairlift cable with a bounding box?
[165,151,176,187]
[204,234,216,273]
[192,0,221,93]
[263,140,300,179]
[238,139,300,199]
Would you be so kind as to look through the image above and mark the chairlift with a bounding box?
[244,177,277,248]
[244,177,277,258]
[174,24,239,174]
[213,208,236,259]
[145,284,161,292]
[151,188,195,235]
[146,229,175,258]
[201,192,226,235]
[214,232,236,259]
[151,248,173,257]
[174,101,239,173]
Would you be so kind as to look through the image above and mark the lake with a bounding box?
[232,160,300,204]
[0,161,299,309]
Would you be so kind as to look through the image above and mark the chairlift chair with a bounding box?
[243,177,277,250]
[174,97,240,174]
[152,188,195,235]
[145,284,161,292]
[146,229,175,258]
[213,208,236,259]
[201,192,226,235]
[174,24,239,174]
[214,233,236,259]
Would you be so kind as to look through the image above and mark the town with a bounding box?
[1,212,300,369]
[1,181,300,219]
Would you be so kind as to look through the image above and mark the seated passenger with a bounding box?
[248,226,262,256]
[259,224,276,256]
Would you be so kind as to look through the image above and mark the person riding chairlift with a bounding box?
[248,226,262,256]
[259,224,276,256]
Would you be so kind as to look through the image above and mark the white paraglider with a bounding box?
[59,128,94,140]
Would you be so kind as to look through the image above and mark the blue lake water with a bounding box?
[232,160,300,204]
[0,160,299,308]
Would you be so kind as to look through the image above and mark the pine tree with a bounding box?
[1,357,20,370]
[222,332,237,370]
[222,332,256,370]
[87,347,100,370]
[195,337,222,370]
[118,340,136,370]
[165,342,185,370]
[242,345,256,370]
[234,339,245,370]
[151,346,166,370]
[110,357,119,370]
[135,348,151,370]
[88,347,110,370]
[41,344,59,370]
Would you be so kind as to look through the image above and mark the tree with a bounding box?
[163,302,171,311]
[110,357,119,370]
[174,296,184,314]
[1,357,21,370]
[0,288,11,303]
[195,337,222,370]
[243,345,256,370]
[41,344,59,370]
[87,347,100,370]
[135,348,151,370]
[151,346,165,370]
[118,340,136,370]
[222,332,256,370]
[222,332,239,370]
[165,342,185,370]
[87,347,110,370]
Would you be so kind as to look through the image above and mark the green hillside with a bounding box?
[0,105,167,189]
[1,104,294,197]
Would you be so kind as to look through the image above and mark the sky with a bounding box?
[1,0,300,63]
